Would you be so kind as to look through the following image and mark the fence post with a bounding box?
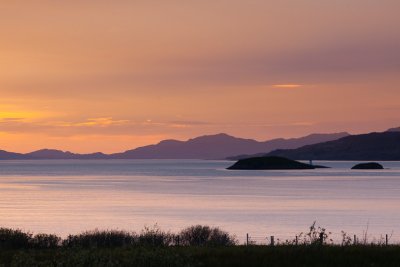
[386,234,388,246]
[176,235,180,246]
[295,236,298,246]
[270,236,275,246]
[246,233,249,246]
[354,235,357,245]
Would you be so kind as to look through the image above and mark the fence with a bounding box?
[243,233,392,246]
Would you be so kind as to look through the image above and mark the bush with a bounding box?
[179,225,237,246]
[294,221,333,245]
[0,228,32,249]
[62,230,136,248]
[31,233,61,248]
[137,225,174,247]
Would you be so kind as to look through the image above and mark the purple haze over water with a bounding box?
[0,159,399,244]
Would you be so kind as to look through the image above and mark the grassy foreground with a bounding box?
[2,246,400,267]
[1,224,399,266]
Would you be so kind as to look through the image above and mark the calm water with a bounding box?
[0,159,400,243]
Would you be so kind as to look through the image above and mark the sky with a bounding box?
[0,0,399,153]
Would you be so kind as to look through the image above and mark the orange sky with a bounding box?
[1,1,399,153]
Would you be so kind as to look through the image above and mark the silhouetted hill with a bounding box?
[110,132,349,160]
[387,126,400,132]
[110,133,261,159]
[266,132,400,160]
[0,150,26,160]
[26,149,77,159]
[0,149,108,160]
[26,149,109,159]
[227,132,349,160]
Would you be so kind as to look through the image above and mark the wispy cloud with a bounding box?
[60,117,130,127]
[0,118,25,122]
[0,116,214,137]
[167,120,211,128]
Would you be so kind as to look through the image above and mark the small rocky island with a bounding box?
[351,162,384,170]
[227,156,327,170]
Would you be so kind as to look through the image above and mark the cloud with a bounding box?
[61,117,130,127]
[0,118,25,122]
[0,116,214,137]
[168,120,211,127]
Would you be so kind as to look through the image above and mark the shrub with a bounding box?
[295,221,333,245]
[31,233,61,248]
[137,225,173,247]
[179,225,237,246]
[0,228,31,249]
[62,230,136,248]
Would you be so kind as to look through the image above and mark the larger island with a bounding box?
[227,156,327,170]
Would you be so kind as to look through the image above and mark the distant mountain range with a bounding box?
[0,132,349,160]
[2,127,399,160]
[265,131,400,161]
[112,132,349,159]
[0,149,109,160]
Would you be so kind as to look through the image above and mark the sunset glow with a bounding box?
[273,84,303,88]
[1,1,399,153]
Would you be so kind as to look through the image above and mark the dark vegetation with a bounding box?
[0,225,236,249]
[0,224,399,266]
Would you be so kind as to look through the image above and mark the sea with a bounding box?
[0,159,399,244]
